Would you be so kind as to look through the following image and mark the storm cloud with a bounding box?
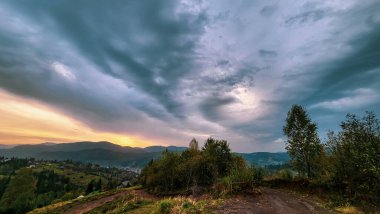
[0,0,379,151]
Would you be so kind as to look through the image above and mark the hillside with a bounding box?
[28,187,333,214]
[0,141,145,157]
[239,152,289,166]
[0,141,289,168]
[0,157,138,213]
[35,149,162,168]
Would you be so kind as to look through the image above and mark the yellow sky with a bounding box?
[0,89,151,147]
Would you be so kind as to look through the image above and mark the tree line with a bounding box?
[0,158,137,213]
[141,105,380,204]
[140,138,263,195]
[283,105,380,203]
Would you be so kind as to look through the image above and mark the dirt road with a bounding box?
[214,188,333,214]
[62,188,332,214]
[63,190,158,214]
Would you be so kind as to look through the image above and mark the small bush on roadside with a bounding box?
[274,169,293,181]
[153,199,174,214]
[151,197,221,214]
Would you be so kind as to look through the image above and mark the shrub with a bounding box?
[152,197,219,214]
[140,138,236,195]
[274,169,293,181]
[216,161,264,195]
[153,199,174,214]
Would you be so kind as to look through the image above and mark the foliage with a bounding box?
[29,187,137,214]
[0,175,10,199]
[217,156,264,195]
[83,193,149,213]
[141,138,266,196]
[0,157,29,175]
[283,105,324,178]
[36,170,77,196]
[151,197,221,214]
[154,199,174,214]
[326,112,380,202]
[202,138,232,179]
[0,158,135,213]
[140,138,236,194]
[273,169,293,181]
[281,106,380,205]
[0,168,37,213]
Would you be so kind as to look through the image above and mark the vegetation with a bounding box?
[283,104,324,178]
[83,193,153,214]
[29,187,138,214]
[0,168,37,213]
[0,158,137,213]
[140,138,263,195]
[282,106,380,207]
[140,112,377,208]
[151,197,222,214]
[1,106,380,213]
[326,112,380,203]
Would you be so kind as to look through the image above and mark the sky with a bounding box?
[0,0,379,152]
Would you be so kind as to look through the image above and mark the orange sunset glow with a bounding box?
[0,89,150,147]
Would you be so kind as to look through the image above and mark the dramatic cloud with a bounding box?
[0,0,379,151]
[311,88,380,111]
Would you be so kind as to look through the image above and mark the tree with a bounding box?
[0,168,37,214]
[283,105,323,178]
[189,138,199,150]
[85,180,94,195]
[95,178,102,191]
[202,138,232,179]
[327,112,380,199]
[0,175,10,199]
[140,138,235,194]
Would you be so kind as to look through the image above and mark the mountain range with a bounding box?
[0,141,288,168]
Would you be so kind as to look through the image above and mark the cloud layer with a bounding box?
[0,0,379,151]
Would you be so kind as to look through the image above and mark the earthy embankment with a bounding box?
[63,189,159,214]
[214,187,332,214]
[31,187,333,213]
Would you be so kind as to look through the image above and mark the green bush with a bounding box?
[274,169,293,181]
[154,199,174,214]
[216,159,264,195]
[152,197,219,214]
[140,138,234,194]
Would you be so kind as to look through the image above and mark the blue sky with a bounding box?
[0,0,379,152]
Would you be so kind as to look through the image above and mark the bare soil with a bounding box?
[62,187,333,214]
[214,187,333,214]
[63,189,158,214]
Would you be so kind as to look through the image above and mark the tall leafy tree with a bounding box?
[327,112,380,198]
[140,138,235,194]
[283,105,323,178]
[202,138,232,179]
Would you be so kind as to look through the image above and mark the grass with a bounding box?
[335,204,364,214]
[32,163,108,187]
[28,187,138,214]
[85,194,153,214]
[149,197,223,214]
[35,184,222,214]
[263,179,380,214]
[127,204,156,214]
[27,200,72,214]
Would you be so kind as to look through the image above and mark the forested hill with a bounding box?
[0,141,288,168]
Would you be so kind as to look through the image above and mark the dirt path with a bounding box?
[214,188,333,214]
[63,190,158,214]
[62,188,332,214]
